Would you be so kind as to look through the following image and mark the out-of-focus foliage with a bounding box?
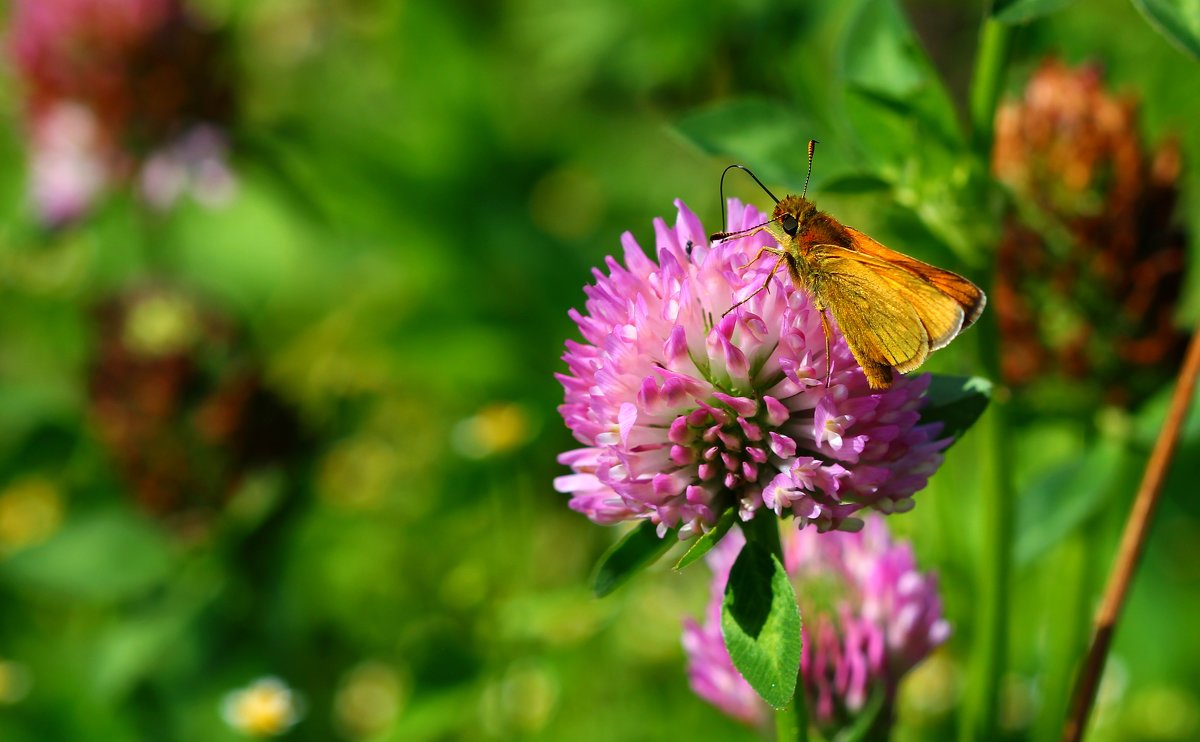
[0,0,1197,740]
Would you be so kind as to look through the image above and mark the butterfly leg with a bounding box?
[820,309,833,387]
[722,255,785,317]
[736,245,784,273]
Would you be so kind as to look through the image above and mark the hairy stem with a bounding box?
[1063,326,1200,741]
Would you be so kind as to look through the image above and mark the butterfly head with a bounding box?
[765,195,820,246]
[772,196,817,234]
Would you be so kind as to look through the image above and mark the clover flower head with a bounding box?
[556,200,949,537]
[683,516,949,731]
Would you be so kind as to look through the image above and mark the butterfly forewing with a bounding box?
[864,258,966,353]
[843,227,986,329]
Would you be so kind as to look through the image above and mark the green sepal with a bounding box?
[591,520,674,597]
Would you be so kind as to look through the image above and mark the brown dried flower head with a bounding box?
[992,59,1187,407]
[87,287,303,533]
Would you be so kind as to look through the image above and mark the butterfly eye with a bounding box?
[781,214,799,236]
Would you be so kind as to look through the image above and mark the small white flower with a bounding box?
[221,677,301,737]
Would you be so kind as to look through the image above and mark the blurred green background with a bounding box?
[1,0,1199,740]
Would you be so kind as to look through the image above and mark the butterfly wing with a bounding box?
[807,248,932,388]
[809,242,979,388]
[843,227,986,330]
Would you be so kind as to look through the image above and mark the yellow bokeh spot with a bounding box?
[479,661,559,736]
[897,650,961,722]
[122,293,200,357]
[1123,685,1200,740]
[333,661,407,739]
[452,403,535,459]
[317,435,399,509]
[0,660,32,704]
[0,477,64,553]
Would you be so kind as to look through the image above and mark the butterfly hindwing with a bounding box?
[807,246,934,385]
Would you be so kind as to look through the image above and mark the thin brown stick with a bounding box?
[1063,325,1200,741]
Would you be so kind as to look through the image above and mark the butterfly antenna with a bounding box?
[719,164,780,233]
[801,140,819,199]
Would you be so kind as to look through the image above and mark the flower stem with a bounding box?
[775,699,806,742]
[1063,325,1200,741]
[968,16,1013,162]
[744,510,784,561]
[962,369,1014,742]
[961,9,1014,740]
[780,692,810,742]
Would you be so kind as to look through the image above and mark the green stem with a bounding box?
[743,510,783,558]
[960,9,1014,741]
[775,701,803,742]
[1032,533,1093,741]
[968,17,1013,162]
[963,255,1016,740]
[963,381,1014,742]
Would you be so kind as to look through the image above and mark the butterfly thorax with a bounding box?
[767,197,852,299]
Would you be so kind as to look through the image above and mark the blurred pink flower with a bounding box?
[26,102,109,225]
[555,200,949,537]
[8,0,234,224]
[139,125,237,210]
[682,516,949,731]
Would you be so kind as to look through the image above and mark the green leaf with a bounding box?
[873,200,964,269]
[673,98,857,195]
[839,0,964,171]
[1134,377,1200,446]
[1131,0,1200,61]
[1016,437,1137,565]
[94,610,192,699]
[591,520,674,597]
[721,540,801,709]
[1,510,174,601]
[920,375,993,446]
[837,0,989,262]
[674,508,737,571]
[991,0,1078,24]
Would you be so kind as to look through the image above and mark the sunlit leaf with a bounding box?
[721,539,801,709]
[818,173,892,195]
[836,0,988,262]
[674,98,857,194]
[839,0,964,171]
[94,610,192,699]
